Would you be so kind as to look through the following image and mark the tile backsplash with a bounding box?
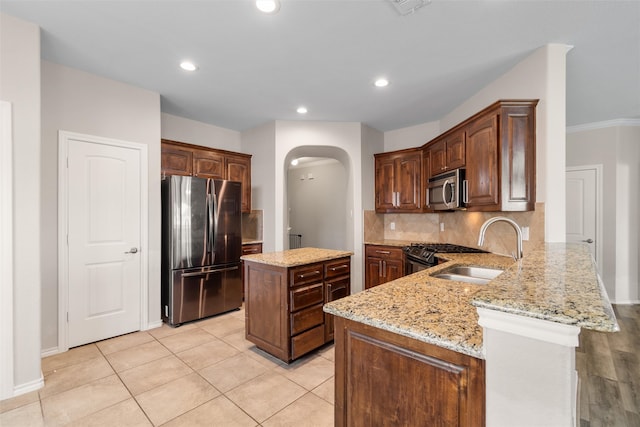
[242,210,263,241]
[364,203,545,258]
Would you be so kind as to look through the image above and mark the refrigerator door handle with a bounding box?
[212,192,219,252]
[181,265,240,277]
[207,192,214,254]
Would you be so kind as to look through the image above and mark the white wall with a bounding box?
[273,121,365,291]
[567,122,640,303]
[288,161,347,250]
[41,61,162,351]
[0,13,42,396]
[361,124,384,211]
[241,122,277,252]
[384,120,440,152]
[161,112,241,151]
[440,44,572,243]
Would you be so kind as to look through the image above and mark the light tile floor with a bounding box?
[0,307,335,426]
[2,304,638,426]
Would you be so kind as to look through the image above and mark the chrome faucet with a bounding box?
[477,216,524,260]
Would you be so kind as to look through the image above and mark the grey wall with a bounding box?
[288,160,347,250]
[0,12,42,393]
[241,122,277,252]
[567,123,640,302]
[41,61,162,351]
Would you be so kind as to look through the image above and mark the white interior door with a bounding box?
[566,166,601,272]
[66,135,142,348]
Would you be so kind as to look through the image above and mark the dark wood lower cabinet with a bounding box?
[244,256,351,363]
[334,317,485,427]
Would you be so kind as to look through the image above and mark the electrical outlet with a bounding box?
[390,222,395,230]
[522,226,530,241]
[440,222,445,232]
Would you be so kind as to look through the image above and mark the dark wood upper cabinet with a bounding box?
[192,148,224,179]
[225,154,252,213]
[161,139,252,213]
[374,148,422,213]
[393,99,537,213]
[465,113,500,208]
[427,130,466,178]
[160,144,193,176]
[464,101,537,211]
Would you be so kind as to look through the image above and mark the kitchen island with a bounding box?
[242,247,353,363]
[324,243,618,427]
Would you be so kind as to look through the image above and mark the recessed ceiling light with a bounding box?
[374,78,389,87]
[296,106,308,114]
[291,159,299,166]
[180,61,197,71]
[256,0,280,13]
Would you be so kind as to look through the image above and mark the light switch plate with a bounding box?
[522,226,530,241]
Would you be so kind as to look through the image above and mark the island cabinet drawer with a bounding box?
[290,282,324,312]
[290,304,324,335]
[291,324,325,360]
[325,257,351,279]
[290,263,324,286]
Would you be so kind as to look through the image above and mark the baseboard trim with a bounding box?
[612,300,640,305]
[13,374,44,397]
[41,346,60,358]
[145,320,163,330]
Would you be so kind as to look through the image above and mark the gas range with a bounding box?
[403,243,487,267]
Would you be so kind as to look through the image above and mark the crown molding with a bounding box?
[567,118,640,134]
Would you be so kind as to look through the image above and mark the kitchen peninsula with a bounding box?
[324,243,618,427]
[242,247,353,363]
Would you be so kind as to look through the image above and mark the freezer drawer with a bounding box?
[165,263,242,326]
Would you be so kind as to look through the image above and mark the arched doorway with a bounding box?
[287,157,347,250]
[283,146,352,251]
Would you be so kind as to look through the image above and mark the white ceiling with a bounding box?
[2,0,639,132]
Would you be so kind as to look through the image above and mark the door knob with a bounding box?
[582,239,594,244]
[125,247,138,254]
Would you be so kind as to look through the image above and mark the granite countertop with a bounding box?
[241,247,353,267]
[364,239,417,247]
[324,243,618,359]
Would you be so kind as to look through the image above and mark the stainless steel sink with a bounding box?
[432,265,504,285]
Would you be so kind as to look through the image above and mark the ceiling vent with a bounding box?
[388,0,431,16]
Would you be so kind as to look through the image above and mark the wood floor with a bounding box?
[577,304,640,427]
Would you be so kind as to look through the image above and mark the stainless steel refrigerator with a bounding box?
[161,176,242,326]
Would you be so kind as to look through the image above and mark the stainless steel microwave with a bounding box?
[426,169,466,210]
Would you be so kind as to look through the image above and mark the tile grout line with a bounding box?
[95,334,157,427]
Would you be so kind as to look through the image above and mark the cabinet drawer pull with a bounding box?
[375,250,391,255]
[299,270,321,279]
[329,265,348,271]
